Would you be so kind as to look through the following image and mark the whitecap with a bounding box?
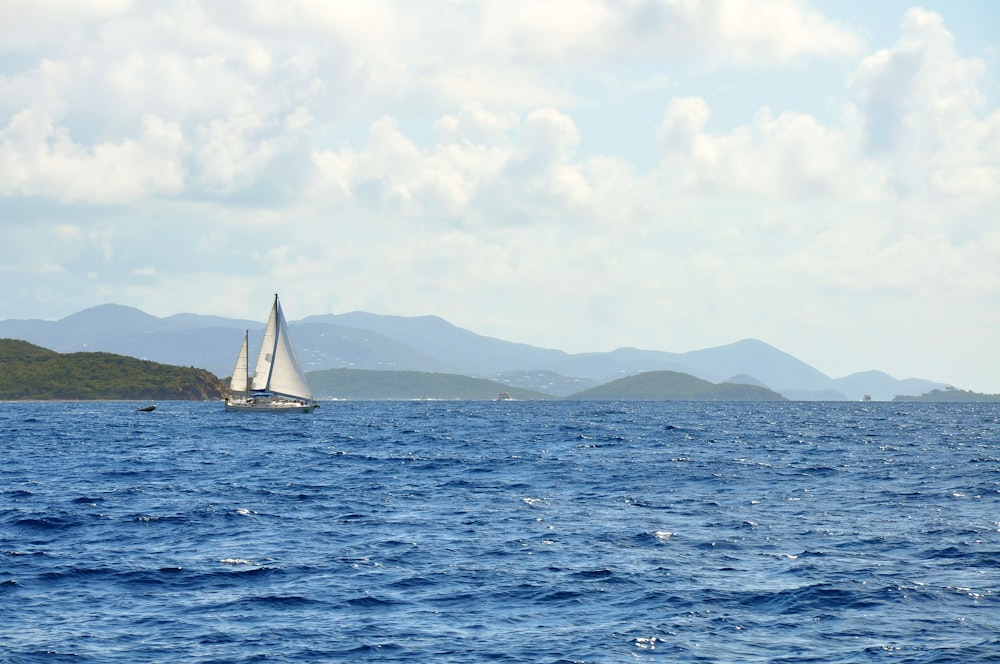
[635,636,662,650]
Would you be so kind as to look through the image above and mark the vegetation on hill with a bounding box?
[490,369,598,397]
[893,388,1000,402]
[0,339,225,400]
[565,370,786,401]
[307,368,552,400]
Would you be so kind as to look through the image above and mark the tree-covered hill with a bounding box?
[565,370,786,401]
[308,368,552,400]
[0,338,225,400]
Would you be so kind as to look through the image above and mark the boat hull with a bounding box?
[225,398,318,414]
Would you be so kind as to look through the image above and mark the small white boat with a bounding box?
[225,295,319,414]
[496,391,512,401]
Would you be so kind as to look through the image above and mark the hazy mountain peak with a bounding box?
[59,304,161,333]
[726,373,769,388]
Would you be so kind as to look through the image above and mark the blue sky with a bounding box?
[1,1,998,392]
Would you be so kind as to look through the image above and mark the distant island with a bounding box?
[565,370,786,401]
[0,339,225,401]
[894,388,1000,402]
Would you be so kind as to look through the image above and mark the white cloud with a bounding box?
[194,106,314,195]
[0,109,185,203]
[310,109,594,225]
[322,115,507,218]
[634,0,862,64]
[434,103,519,145]
[474,0,860,66]
[849,8,1000,198]
[652,9,1000,206]
[655,97,883,199]
[497,108,590,212]
[0,0,131,52]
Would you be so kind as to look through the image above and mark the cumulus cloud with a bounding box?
[313,115,503,218]
[498,108,589,210]
[849,8,1000,198]
[474,0,860,66]
[621,0,862,64]
[0,109,186,203]
[434,103,519,145]
[655,97,881,199]
[653,9,999,203]
[193,106,314,196]
[311,108,592,225]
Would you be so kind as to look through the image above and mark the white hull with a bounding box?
[225,397,318,413]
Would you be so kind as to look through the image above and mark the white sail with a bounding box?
[229,332,249,394]
[250,295,313,400]
[251,300,278,392]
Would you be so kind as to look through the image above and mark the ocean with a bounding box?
[1,400,998,662]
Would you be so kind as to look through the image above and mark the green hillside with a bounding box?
[308,368,552,400]
[0,338,225,400]
[566,370,786,401]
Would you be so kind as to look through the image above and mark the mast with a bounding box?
[243,329,250,399]
[265,293,281,390]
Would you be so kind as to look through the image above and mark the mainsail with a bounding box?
[250,295,313,401]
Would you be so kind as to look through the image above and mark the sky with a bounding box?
[1,1,998,392]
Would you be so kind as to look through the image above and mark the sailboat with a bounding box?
[225,294,319,413]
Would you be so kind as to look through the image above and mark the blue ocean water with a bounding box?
[1,400,998,663]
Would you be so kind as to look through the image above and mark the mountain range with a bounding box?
[0,304,951,401]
